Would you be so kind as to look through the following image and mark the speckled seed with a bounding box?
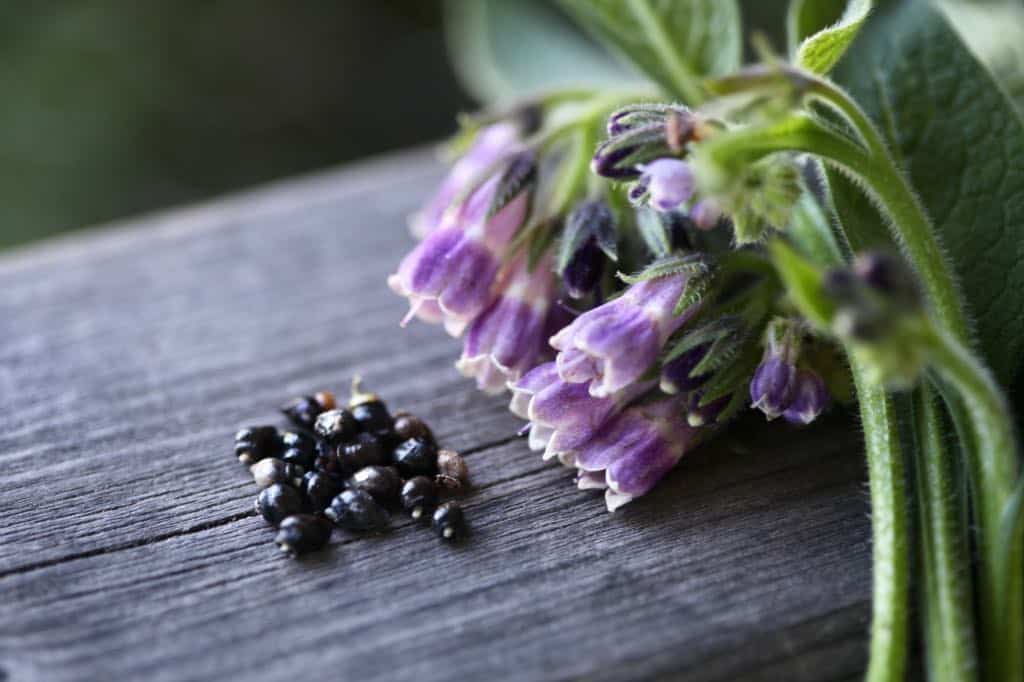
[432,501,465,542]
[400,476,438,520]
[280,396,323,430]
[274,514,332,556]
[250,458,305,489]
[435,449,468,490]
[346,466,402,506]
[339,432,387,472]
[314,390,337,411]
[234,426,282,466]
[350,401,394,440]
[304,471,343,511]
[393,412,432,442]
[280,430,316,469]
[392,437,438,477]
[324,489,389,532]
[314,408,358,444]
[255,483,306,527]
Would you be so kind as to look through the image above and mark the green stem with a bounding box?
[850,356,910,682]
[923,323,1023,682]
[910,385,978,682]
[625,0,704,104]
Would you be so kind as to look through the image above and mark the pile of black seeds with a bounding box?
[233,380,468,557]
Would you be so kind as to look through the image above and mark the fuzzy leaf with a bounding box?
[636,208,673,258]
[788,0,872,75]
[556,0,741,103]
[832,0,1024,386]
[768,239,836,329]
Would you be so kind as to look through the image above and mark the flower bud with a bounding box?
[853,251,922,309]
[639,159,695,212]
[559,200,617,299]
[749,357,797,419]
[782,369,830,425]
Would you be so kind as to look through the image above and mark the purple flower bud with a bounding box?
[591,140,643,179]
[563,238,604,299]
[782,369,830,425]
[559,200,616,299]
[550,273,698,398]
[689,199,724,231]
[659,343,711,394]
[749,357,797,419]
[853,251,922,309]
[411,122,521,239]
[639,159,695,212]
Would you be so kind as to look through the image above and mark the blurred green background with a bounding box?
[0,0,796,251]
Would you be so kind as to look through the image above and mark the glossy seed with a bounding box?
[255,483,306,527]
[314,390,337,411]
[393,412,432,442]
[280,396,323,430]
[314,408,358,444]
[250,458,305,489]
[392,437,438,477]
[324,489,389,532]
[234,425,282,466]
[400,476,438,520]
[339,432,387,472]
[435,449,468,490]
[346,465,402,506]
[432,501,465,542]
[304,471,344,511]
[280,430,316,469]
[351,401,394,439]
[274,514,332,556]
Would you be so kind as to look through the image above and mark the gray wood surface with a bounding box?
[0,149,873,682]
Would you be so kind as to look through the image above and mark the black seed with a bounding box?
[313,440,343,476]
[281,396,323,430]
[234,425,282,466]
[250,458,305,489]
[392,437,438,477]
[400,476,438,520]
[274,514,332,556]
[255,483,306,527]
[324,489,389,532]
[314,408,358,444]
[339,432,387,472]
[393,413,432,442]
[304,471,343,511]
[432,501,465,542]
[346,466,402,506]
[435,449,468,490]
[351,401,394,439]
[280,430,316,469]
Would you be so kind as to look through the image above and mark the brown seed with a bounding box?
[314,390,336,411]
[435,449,468,490]
[393,412,432,442]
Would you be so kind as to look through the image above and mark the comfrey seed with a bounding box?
[393,412,433,442]
[314,390,336,411]
[324,489,390,532]
[392,437,438,477]
[234,426,282,466]
[281,396,324,431]
[280,430,316,469]
[432,501,466,542]
[304,470,344,511]
[255,483,306,527]
[250,458,305,489]
[400,476,438,520]
[435,449,468,490]
[274,514,332,557]
[351,401,394,440]
[340,432,388,472]
[314,408,358,444]
[346,465,402,506]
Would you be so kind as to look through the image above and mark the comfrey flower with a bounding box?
[388,153,535,336]
[456,255,556,394]
[551,272,697,398]
[558,199,617,299]
[782,369,829,425]
[508,361,650,462]
[749,318,800,419]
[638,159,695,212]
[569,398,699,512]
[411,122,523,239]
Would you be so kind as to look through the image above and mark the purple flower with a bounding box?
[689,199,723,231]
[782,369,830,425]
[749,356,797,419]
[456,256,556,394]
[411,122,521,239]
[572,398,698,512]
[388,171,530,336]
[639,159,694,212]
[550,273,696,398]
[508,361,649,462]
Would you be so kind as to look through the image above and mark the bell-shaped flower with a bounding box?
[749,356,797,419]
[782,369,830,425]
[456,255,556,394]
[550,273,696,398]
[639,159,695,212]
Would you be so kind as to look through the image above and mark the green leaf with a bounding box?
[788,0,872,75]
[768,239,836,329]
[635,208,673,258]
[832,0,1024,386]
[444,0,634,103]
[556,0,741,104]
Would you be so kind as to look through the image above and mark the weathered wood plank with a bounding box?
[0,149,873,681]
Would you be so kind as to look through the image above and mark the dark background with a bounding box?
[0,0,787,251]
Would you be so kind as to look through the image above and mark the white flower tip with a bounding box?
[605,489,634,513]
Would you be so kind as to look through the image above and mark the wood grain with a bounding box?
[0,149,873,681]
